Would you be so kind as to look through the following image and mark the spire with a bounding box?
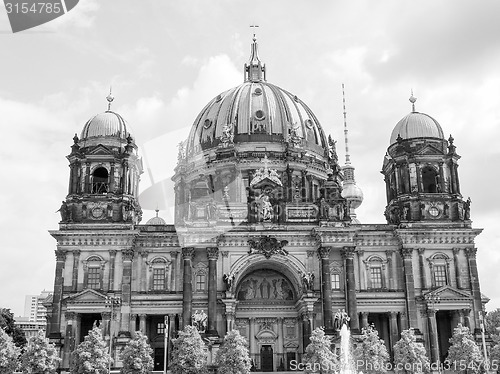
[342,83,351,166]
[340,84,363,223]
[244,33,266,82]
[409,90,417,112]
[106,87,114,111]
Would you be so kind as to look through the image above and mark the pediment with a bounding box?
[425,285,471,300]
[255,328,278,342]
[284,341,299,349]
[415,144,444,156]
[87,144,114,155]
[64,289,108,304]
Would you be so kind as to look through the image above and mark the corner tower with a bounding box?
[63,94,143,224]
[382,94,467,224]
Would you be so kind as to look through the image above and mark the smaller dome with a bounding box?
[146,210,166,225]
[80,111,129,140]
[390,112,444,145]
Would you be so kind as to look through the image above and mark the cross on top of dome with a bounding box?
[245,32,266,82]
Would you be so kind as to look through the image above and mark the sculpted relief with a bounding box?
[236,270,294,301]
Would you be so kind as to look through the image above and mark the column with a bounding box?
[129,314,137,334]
[400,248,419,330]
[277,318,284,357]
[139,314,147,334]
[109,162,115,192]
[249,318,256,357]
[170,251,179,292]
[108,250,116,291]
[63,312,77,363]
[71,250,80,292]
[465,248,482,329]
[463,309,471,328]
[182,247,195,328]
[140,251,148,292]
[318,247,334,332]
[453,248,461,289]
[48,250,66,339]
[122,160,129,195]
[427,309,440,365]
[361,312,369,328]
[342,246,359,331]
[418,248,427,289]
[438,162,445,192]
[302,313,311,352]
[207,247,219,336]
[457,310,464,325]
[386,250,394,290]
[119,249,134,335]
[357,250,365,290]
[389,312,399,354]
[84,162,91,193]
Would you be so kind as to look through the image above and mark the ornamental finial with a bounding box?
[106,86,114,111]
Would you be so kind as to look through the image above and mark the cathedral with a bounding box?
[46,37,487,372]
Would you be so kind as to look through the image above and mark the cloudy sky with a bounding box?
[0,0,499,316]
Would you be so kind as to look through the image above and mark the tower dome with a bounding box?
[184,37,328,159]
[389,95,444,145]
[79,93,132,148]
[146,209,166,225]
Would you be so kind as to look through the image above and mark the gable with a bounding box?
[426,285,471,300]
[415,143,445,156]
[87,144,114,155]
[64,289,108,304]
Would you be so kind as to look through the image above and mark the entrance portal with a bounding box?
[261,345,273,372]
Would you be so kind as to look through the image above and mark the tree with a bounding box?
[170,325,208,374]
[20,329,60,374]
[215,330,251,374]
[70,324,112,374]
[121,331,154,374]
[485,309,500,341]
[0,308,27,348]
[353,324,390,374]
[393,329,429,374]
[302,327,338,374]
[447,323,483,374]
[0,327,20,374]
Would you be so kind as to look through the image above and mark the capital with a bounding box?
[55,250,67,261]
[182,247,195,260]
[465,247,477,259]
[341,246,356,260]
[207,247,219,260]
[400,247,413,259]
[318,246,331,259]
[122,248,134,261]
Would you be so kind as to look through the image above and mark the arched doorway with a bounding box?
[234,268,300,372]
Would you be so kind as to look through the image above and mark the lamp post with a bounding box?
[478,311,489,369]
[105,295,121,373]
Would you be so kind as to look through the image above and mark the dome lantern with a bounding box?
[244,35,266,82]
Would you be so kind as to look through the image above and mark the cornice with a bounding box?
[395,228,481,245]
[49,230,138,247]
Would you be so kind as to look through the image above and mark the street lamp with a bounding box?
[105,295,121,373]
[478,311,489,369]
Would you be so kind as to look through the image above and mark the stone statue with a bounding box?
[223,273,234,292]
[56,201,72,222]
[464,197,471,220]
[333,309,350,330]
[219,123,234,148]
[302,272,315,292]
[192,310,207,332]
[260,195,273,221]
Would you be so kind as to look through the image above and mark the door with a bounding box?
[261,345,273,371]
[154,348,164,372]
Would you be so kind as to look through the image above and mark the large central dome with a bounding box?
[185,37,328,158]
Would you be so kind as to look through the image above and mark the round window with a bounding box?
[255,110,265,120]
[254,87,263,95]
[203,119,212,129]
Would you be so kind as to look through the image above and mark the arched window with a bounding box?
[428,253,450,288]
[193,263,208,292]
[83,255,106,290]
[422,166,439,193]
[364,256,387,289]
[148,257,170,292]
[92,167,109,194]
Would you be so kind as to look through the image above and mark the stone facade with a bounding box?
[47,39,487,372]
